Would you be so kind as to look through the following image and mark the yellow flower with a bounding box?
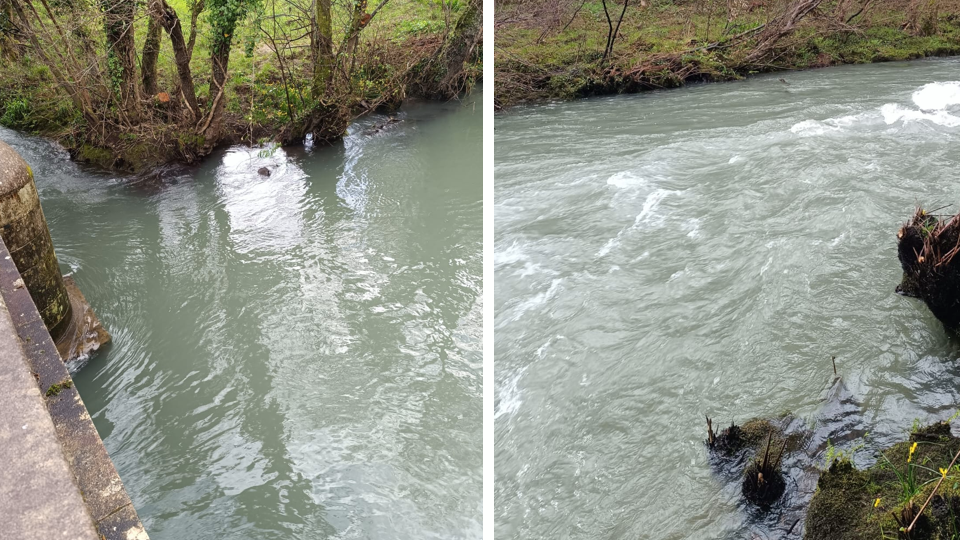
[908,442,918,463]
[941,467,949,477]
[874,498,881,508]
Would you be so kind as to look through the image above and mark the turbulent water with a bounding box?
[494,59,960,539]
[1,90,481,540]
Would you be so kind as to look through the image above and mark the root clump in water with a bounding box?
[706,416,800,507]
[896,207,960,329]
[742,433,788,506]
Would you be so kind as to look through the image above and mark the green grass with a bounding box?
[807,422,960,540]
[494,1,960,107]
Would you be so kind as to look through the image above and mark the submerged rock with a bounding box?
[258,167,271,177]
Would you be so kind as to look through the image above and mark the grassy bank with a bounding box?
[495,0,960,109]
[807,421,960,539]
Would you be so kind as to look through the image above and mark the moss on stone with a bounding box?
[805,422,960,540]
[44,379,73,397]
[76,144,114,169]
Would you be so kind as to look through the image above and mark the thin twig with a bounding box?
[907,443,960,532]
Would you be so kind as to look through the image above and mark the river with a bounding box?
[494,59,960,539]
[1,89,482,539]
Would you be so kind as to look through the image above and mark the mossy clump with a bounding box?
[707,416,802,508]
[707,417,797,458]
[742,434,787,507]
[45,379,73,397]
[805,422,960,540]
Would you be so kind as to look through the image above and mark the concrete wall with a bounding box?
[0,140,72,341]
[0,236,149,540]
[0,279,100,540]
[0,139,148,539]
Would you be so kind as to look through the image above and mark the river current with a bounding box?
[2,89,482,539]
[494,59,960,538]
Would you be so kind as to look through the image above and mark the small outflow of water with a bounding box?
[495,58,960,539]
[1,89,481,540]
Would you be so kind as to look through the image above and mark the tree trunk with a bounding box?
[312,0,333,98]
[0,0,19,57]
[427,0,481,98]
[187,0,203,61]
[102,0,140,117]
[0,0,14,36]
[343,0,367,59]
[149,0,200,120]
[141,15,161,96]
[200,38,231,143]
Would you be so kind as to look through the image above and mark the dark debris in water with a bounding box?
[127,162,195,193]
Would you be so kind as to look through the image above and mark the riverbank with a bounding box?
[805,421,960,539]
[0,0,480,173]
[494,0,960,109]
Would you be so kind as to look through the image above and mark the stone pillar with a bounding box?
[0,140,73,342]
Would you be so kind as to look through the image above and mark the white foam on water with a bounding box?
[790,119,833,136]
[495,366,528,420]
[632,251,650,262]
[606,171,647,189]
[880,103,960,127]
[790,112,871,137]
[728,155,742,164]
[495,241,528,267]
[879,82,960,126]
[517,262,558,278]
[913,81,960,110]
[633,188,677,228]
[596,234,623,257]
[684,218,702,239]
[597,188,679,258]
[829,232,847,247]
[510,278,563,322]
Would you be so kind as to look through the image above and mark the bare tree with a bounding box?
[600,0,628,65]
[148,0,200,120]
